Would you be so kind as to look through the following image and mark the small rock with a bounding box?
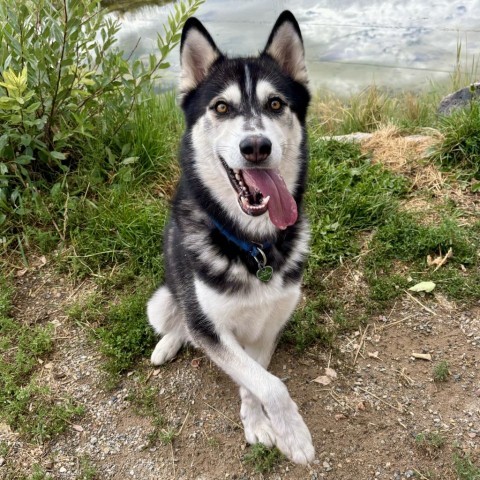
[59,466,67,474]
[405,470,414,478]
[0,458,4,467]
[90,436,98,445]
[438,83,480,115]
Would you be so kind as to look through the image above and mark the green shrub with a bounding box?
[0,0,203,222]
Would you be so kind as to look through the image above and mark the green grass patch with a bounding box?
[0,280,83,442]
[431,100,480,180]
[365,214,480,305]
[454,453,480,480]
[305,139,407,280]
[415,431,446,457]
[91,292,156,382]
[243,443,283,474]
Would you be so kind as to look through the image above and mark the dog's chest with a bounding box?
[194,273,300,345]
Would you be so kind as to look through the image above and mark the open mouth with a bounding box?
[220,158,270,217]
[220,157,298,230]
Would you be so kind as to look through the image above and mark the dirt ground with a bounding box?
[1,131,479,479]
[2,258,479,480]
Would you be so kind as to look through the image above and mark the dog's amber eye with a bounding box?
[269,98,283,111]
[215,102,229,114]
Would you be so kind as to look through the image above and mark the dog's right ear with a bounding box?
[180,18,222,95]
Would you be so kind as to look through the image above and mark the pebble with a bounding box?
[0,458,4,467]
[405,470,414,478]
[59,466,67,473]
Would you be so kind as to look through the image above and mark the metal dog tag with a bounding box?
[256,265,273,282]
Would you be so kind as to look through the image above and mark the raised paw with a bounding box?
[150,333,183,366]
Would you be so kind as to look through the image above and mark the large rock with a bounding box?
[438,82,480,115]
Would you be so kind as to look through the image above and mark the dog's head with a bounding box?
[179,11,310,234]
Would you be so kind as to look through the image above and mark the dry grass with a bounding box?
[361,125,447,192]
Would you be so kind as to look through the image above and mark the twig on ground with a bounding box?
[404,290,437,316]
[356,386,404,413]
[203,401,242,430]
[354,325,369,365]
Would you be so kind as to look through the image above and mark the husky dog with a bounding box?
[147,11,314,464]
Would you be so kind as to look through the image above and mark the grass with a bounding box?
[430,100,480,181]
[415,431,446,456]
[454,453,480,480]
[0,280,84,443]
[243,443,283,473]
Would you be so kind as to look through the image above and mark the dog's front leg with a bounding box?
[195,330,315,465]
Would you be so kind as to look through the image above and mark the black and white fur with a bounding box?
[147,11,314,464]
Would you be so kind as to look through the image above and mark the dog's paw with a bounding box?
[268,399,315,465]
[150,333,183,366]
[241,403,276,447]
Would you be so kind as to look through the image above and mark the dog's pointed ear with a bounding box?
[180,18,222,95]
[262,11,308,86]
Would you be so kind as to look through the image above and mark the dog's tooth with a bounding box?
[235,174,241,181]
[261,195,270,206]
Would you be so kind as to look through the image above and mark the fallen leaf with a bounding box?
[325,367,337,379]
[335,414,346,421]
[152,369,161,377]
[44,362,53,369]
[16,268,28,277]
[312,375,332,386]
[408,281,436,293]
[72,425,84,432]
[368,351,379,359]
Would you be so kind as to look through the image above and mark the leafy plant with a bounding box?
[0,0,203,221]
[433,360,450,382]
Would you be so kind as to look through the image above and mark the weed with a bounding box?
[454,452,480,480]
[243,443,283,473]
[79,455,98,480]
[415,431,445,456]
[25,465,48,480]
[159,427,177,445]
[433,361,450,382]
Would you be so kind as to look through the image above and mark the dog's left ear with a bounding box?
[262,11,308,87]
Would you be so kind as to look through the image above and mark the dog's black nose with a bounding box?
[239,136,272,163]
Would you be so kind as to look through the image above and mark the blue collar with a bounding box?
[210,217,272,258]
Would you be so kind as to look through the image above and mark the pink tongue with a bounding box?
[242,169,298,229]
